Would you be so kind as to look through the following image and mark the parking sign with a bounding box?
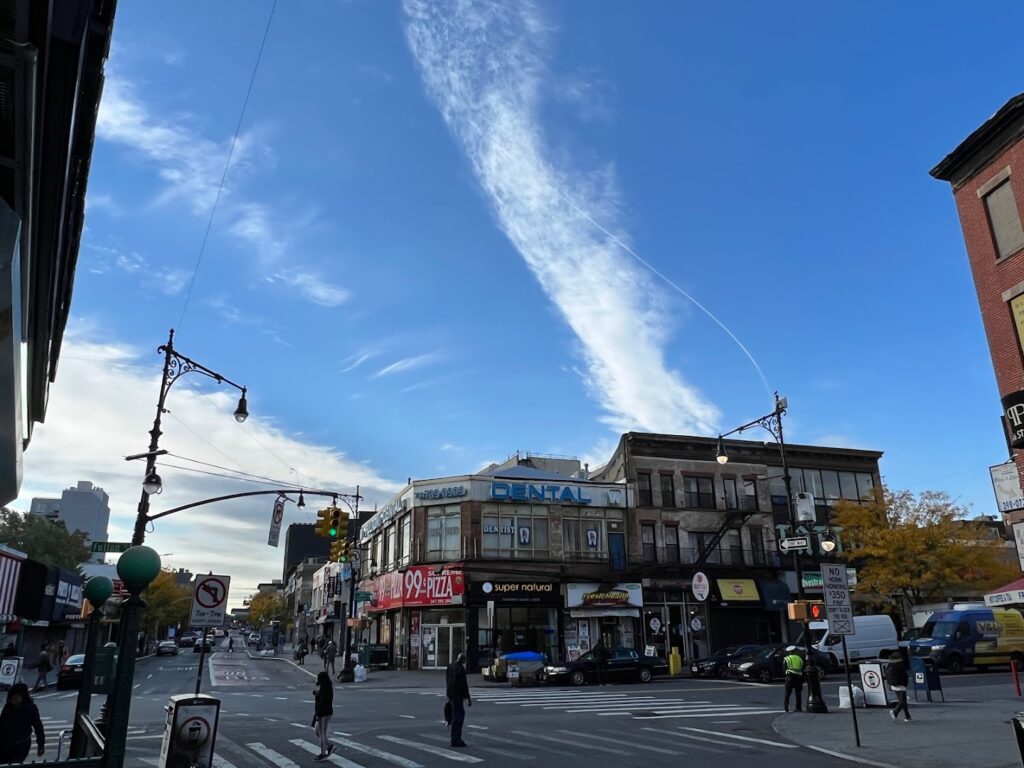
[822,563,855,636]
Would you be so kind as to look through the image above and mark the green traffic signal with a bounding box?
[329,527,337,537]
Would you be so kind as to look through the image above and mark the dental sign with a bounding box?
[490,482,592,504]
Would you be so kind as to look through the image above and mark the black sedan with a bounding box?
[57,654,86,690]
[543,647,668,686]
[192,639,214,653]
[690,644,763,678]
[178,636,196,648]
[157,641,178,656]
[728,644,831,683]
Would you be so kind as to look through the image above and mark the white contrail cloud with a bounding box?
[404,0,720,434]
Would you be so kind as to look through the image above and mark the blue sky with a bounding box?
[16,1,1023,592]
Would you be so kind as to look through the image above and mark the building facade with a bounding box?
[932,95,1024,523]
[285,557,325,643]
[356,440,882,673]
[283,523,331,582]
[30,481,111,560]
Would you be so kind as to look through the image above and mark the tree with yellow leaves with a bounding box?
[141,570,193,638]
[834,488,1019,621]
[247,590,288,628]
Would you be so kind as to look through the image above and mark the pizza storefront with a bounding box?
[563,582,642,661]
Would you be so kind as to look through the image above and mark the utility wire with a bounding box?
[165,412,247,472]
[165,452,298,488]
[156,459,351,501]
[176,0,278,335]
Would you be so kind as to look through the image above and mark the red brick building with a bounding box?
[932,95,1024,523]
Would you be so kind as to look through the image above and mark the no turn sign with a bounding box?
[189,575,231,628]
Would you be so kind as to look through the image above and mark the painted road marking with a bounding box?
[379,735,483,763]
[680,727,797,748]
[417,733,531,762]
[291,738,366,768]
[212,756,239,768]
[640,728,726,754]
[511,730,630,756]
[472,732,574,757]
[246,742,300,767]
[633,709,781,720]
[331,735,421,768]
[558,730,677,755]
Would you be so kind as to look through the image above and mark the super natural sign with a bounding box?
[490,482,592,504]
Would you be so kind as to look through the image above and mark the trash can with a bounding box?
[910,656,944,702]
[357,643,371,667]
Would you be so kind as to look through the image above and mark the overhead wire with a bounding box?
[176,0,279,335]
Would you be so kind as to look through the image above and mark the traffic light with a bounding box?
[334,510,350,541]
[315,507,332,538]
[808,602,826,621]
[338,541,352,564]
[330,540,344,562]
[327,506,340,537]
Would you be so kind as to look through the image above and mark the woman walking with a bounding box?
[886,651,911,722]
[312,671,334,761]
[0,683,45,763]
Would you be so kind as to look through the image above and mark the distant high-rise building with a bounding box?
[29,497,60,521]
[31,481,110,560]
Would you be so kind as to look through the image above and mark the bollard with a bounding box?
[1015,661,1022,698]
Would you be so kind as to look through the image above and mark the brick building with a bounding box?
[932,94,1024,522]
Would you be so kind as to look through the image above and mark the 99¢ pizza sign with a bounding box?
[403,566,464,607]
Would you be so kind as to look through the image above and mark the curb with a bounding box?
[770,714,900,768]
[245,649,317,679]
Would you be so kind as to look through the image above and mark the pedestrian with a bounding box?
[886,652,911,722]
[228,636,234,653]
[57,641,67,666]
[324,640,337,675]
[783,645,804,712]
[298,639,308,666]
[31,650,52,692]
[310,636,318,656]
[445,651,472,748]
[311,670,334,761]
[0,683,45,763]
[2,642,15,658]
[592,642,609,686]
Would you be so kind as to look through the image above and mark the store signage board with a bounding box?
[692,572,710,602]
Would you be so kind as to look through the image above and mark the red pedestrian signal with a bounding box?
[808,602,826,620]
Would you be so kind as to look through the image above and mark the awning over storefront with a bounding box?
[716,579,760,602]
[569,608,640,619]
[985,576,1024,607]
[758,579,791,611]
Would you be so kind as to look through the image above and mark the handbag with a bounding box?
[443,700,452,726]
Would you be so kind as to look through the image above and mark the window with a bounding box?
[563,508,623,560]
[426,505,461,560]
[381,526,393,570]
[637,472,653,507]
[481,504,550,559]
[664,525,680,563]
[723,477,738,509]
[742,478,760,511]
[660,474,675,507]
[723,530,742,566]
[691,531,720,564]
[821,470,841,500]
[838,471,859,500]
[749,525,766,566]
[984,179,1024,259]
[683,476,715,508]
[856,473,875,501]
[641,523,657,563]
[398,514,412,566]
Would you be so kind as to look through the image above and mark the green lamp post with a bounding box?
[101,547,161,768]
[69,576,114,757]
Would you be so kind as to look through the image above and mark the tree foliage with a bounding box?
[247,590,287,627]
[141,570,193,636]
[834,488,1019,607]
[0,507,90,571]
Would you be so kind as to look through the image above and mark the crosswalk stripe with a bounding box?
[632,709,781,719]
[213,755,239,768]
[676,731,753,750]
[472,731,576,757]
[510,730,631,756]
[379,735,483,764]
[417,733,533,762]
[556,730,677,755]
[563,700,711,712]
[290,738,366,768]
[331,735,423,768]
[679,726,798,749]
[246,741,300,767]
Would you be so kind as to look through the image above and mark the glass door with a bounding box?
[437,625,452,668]
[421,624,467,669]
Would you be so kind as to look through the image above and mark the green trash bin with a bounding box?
[358,643,371,667]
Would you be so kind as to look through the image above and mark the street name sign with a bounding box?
[91,541,131,554]
[822,563,854,636]
[189,575,231,628]
[779,536,809,552]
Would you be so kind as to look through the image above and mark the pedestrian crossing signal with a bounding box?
[808,602,826,620]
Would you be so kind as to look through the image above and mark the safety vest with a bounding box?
[784,653,804,676]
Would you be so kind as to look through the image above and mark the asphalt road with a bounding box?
[27,642,1019,768]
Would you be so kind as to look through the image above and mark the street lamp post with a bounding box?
[131,329,248,547]
[716,393,828,714]
[69,576,114,757]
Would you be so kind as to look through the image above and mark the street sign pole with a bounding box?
[841,636,861,748]
[195,626,208,696]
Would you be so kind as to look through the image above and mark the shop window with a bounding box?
[563,513,609,560]
[426,505,461,561]
[723,477,738,510]
[683,476,715,509]
[637,472,653,507]
[664,524,680,563]
[660,474,675,507]
[481,504,551,559]
[641,523,657,563]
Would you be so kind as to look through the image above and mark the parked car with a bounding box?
[178,636,196,648]
[57,654,86,690]
[156,641,178,656]
[805,615,898,668]
[543,647,668,686]
[690,645,763,678]
[728,644,831,683]
[247,633,260,646]
[193,639,214,654]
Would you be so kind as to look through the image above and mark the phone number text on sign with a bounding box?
[403,565,465,607]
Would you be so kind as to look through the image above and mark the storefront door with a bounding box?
[421,624,466,669]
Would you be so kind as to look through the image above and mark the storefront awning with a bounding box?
[569,608,639,619]
[985,576,1024,606]
[758,579,791,611]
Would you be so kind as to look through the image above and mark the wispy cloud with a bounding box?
[404,1,719,435]
[340,352,375,373]
[84,242,192,296]
[268,271,351,308]
[86,193,124,216]
[358,64,395,83]
[373,353,441,378]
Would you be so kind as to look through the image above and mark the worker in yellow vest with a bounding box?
[783,646,805,712]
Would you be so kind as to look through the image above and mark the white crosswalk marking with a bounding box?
[679,726,797,748]
[330,735,424,768]
[290,738,366,767]
[558,730,678,755]
[213,755,239,768]
[510,730,631,755]
[379,735,483,763]
[246,741,301,767]
[472,731,576,758]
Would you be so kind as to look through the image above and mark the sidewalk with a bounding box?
[774,683,1024,768]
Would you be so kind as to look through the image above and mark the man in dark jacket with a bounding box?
[592,642,609,686]
[0,683,45,763]
[32,650,51,692]
[445,652,472,747]
[885,652,911,721]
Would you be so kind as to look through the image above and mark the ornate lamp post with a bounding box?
[101,546,161,768]
[69,576,113,757]
[131,329,248,546]
[716,393,828,714]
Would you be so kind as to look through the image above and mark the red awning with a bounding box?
[988,576,1024,595]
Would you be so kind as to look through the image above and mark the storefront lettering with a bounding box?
[414,486,467,501]
[582,590,629,606]
[490,482,592,504]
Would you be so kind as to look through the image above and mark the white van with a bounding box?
[808,615,898,667]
